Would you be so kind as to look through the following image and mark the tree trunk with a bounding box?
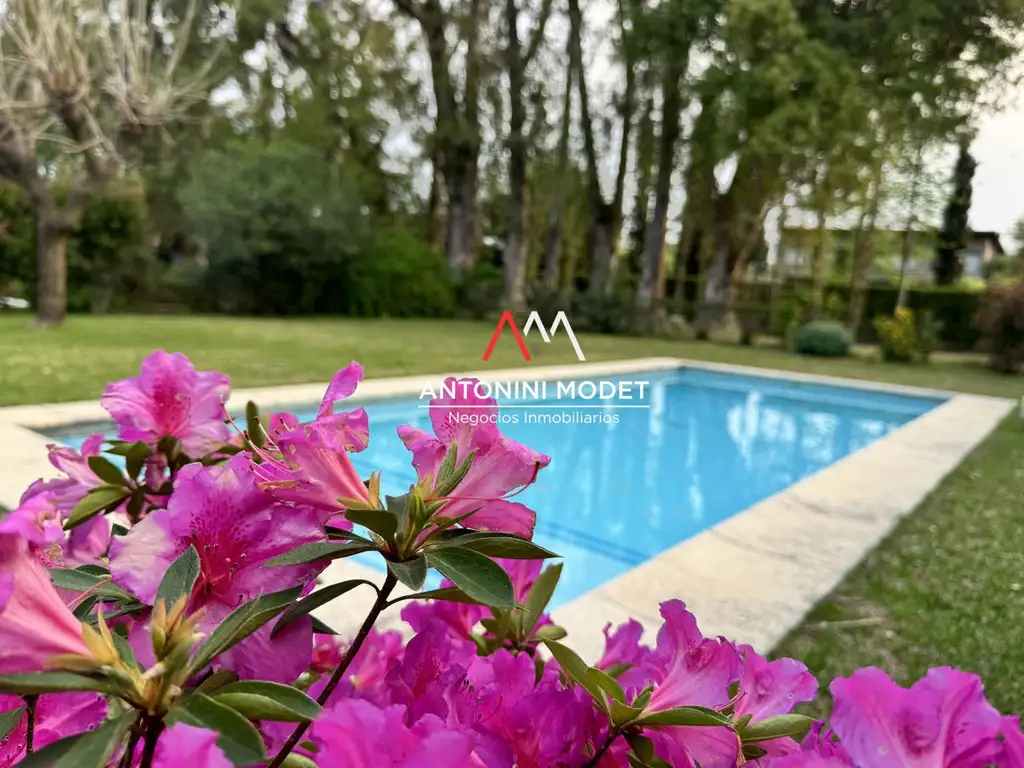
[895,147,924,311]
[503,0,528,310]
[635,62,683,325]
[445,155,478,273]
[36,216,70,327]
[809,204,829,319]
[568,0,634,295]
[542,47,573,294]
[848,173,880,333]
[627,93,655,275]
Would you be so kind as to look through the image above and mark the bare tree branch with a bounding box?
[522,0,553,68]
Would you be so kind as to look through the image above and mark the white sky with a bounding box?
[971,83,1024,238]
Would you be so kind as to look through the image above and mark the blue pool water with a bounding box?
[47,369,940,607]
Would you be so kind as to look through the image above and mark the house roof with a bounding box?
[782,226,1005,255]
[969,231,1005,255]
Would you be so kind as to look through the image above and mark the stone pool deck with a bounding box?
[0,357,1011,660]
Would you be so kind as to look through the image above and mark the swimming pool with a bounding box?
[45,368,941,608]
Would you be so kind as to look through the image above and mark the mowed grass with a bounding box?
[774,415,1024,715]
[1,313,1022,405]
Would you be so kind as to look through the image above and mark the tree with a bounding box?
[393,0,490,273]
[568,0,640,296]
[934,137,977,285]
[501,0,552,309]
[0,0,211,326]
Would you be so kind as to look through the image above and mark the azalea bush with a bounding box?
[0,351,1021,768]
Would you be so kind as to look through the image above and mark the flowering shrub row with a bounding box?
[0,350,1020,767]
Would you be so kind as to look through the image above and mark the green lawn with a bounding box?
[2,313,1022,706]
[0,313,1021,406]
[774,415,1024,715]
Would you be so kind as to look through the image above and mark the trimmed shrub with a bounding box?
[874,308,917,363]
[346,230,454,318]
[975,279,1024,373]
[456,261,504,320]
[793,320,852,357]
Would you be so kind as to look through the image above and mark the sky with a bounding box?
[971,84,1024,242]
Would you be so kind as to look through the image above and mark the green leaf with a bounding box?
[47,568,135,602]
[433,442,460,490]
[214,681,322,722]
[532,624,567,642]
[17,734,84,768]
[425,548,515,609]
[435,448,475,496]
[542,640,611,714]
[87,456,126,486]
[310,617,338,635]
[51,710,136,768]
[739,714,816,743]
[588,667,627,704]
[387,556,428,591]
[111,631,141,671]
[169,693,266,766]
[125,441,153,479]
[635,706,734,728]
[387,586,483,606]
[188,588,302,676]
[345,507,398,540]
[325,527,373,544]
[385,494,412,530]
[280,754,320,768]
[445,533,559,560]
[625,732,657,763]
[522,562,562,636]
[271,580,377,637]
[265,542,375,567]
[154,545,201,609]
[194,669,240,696]
[66,485,130,528]
[0,672,120,695]
[610,698,646,728]
[0,708,24,741]
[245,401,265,449]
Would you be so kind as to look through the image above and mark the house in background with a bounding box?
[777,227,1005,284]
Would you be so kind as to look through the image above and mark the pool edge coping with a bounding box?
[0,357,1012,658]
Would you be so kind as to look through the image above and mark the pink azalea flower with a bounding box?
[0,692,106,764]
[596,619,650,671]
[16,437,117,567]
[401,579,487,641]
[454,650,599,768]
[631,601,743,768]
[829,667,1004,768]
[0,535,91,672]
[311,699,481,768]
[733,644,818,723]
[398,377,550,538]
[252,426,370,523]
[102,350,230,456]
[758,723,854,767]
[385,620,476,724]
[310,629,405,701]
[109,459,325,681]
[153,723,231,768]
[1001,717,1024,767]
[315,363,371,451]
[250,365,372,522]
[0,491,65,547]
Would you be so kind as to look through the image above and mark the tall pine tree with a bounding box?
[934,139,977,285]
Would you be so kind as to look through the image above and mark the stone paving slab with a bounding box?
[0,357,1011,660]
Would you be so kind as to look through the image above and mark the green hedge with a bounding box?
[666,277,983,351]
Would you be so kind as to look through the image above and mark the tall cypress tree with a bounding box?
[934,139,977,285]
